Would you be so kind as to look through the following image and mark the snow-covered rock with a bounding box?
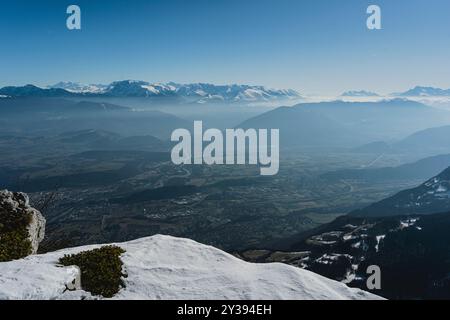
[0,235,382,300]
[0,190,45,255]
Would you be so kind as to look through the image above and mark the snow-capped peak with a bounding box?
[397,86,450,97]
[47,80,302,103]
[48,82,107,94]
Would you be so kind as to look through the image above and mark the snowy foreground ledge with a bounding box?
[0,235,382,300]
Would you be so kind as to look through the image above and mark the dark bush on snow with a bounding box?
[59,245,126,298]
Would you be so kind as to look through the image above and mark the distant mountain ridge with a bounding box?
[322,153,450,184]
[341,86,450,98]
[341,90,379,97]
[49,82,107,93]
[0,81,301,104]
[0,84,75,98]
[396,86,450,97]
[237,99,442,148]
[350,166,450,217]
[0,98,189,139]
[354,125,450,157]
[4,83,450,100]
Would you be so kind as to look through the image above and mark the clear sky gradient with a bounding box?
[1,0,449,95]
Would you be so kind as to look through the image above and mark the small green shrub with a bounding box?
[0,208,33,262]
[59,245,126,298]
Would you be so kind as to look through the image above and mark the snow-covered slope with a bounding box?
[0,235,381,300]
[397,86,450,97]
[103,81,302,103]
[48,82,108,94]
[44,80,302,103]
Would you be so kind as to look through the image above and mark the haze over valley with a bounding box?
[2,76,450,300]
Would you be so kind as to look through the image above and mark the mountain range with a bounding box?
[341,90,380,97]
[0,98,189,138]
[396,86,450,97]
[3,82,450,100]
[238,99,449,148]
[49,82,108,94]
[341,86,450,97]
[0,81,302,104]
[350,166,450,217]
[353,124,450,158]
[322,153,450,184]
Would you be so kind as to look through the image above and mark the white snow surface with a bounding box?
[0,235,382,300]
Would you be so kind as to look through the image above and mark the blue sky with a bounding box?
[0,0,449,95]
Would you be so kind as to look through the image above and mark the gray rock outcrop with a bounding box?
[0,190,46,256]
